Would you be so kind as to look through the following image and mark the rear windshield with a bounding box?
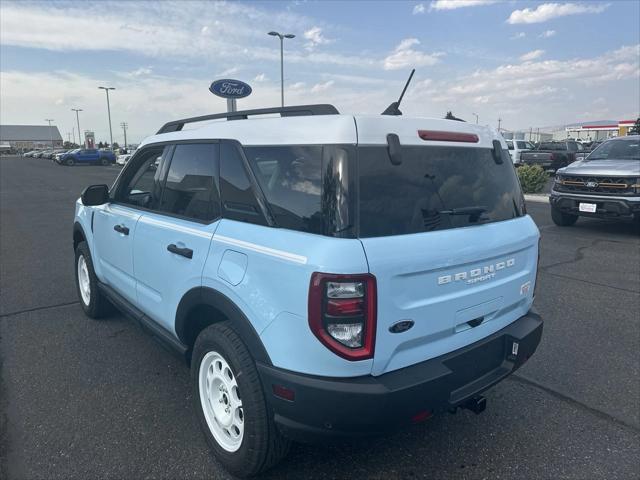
[358,146,525,238]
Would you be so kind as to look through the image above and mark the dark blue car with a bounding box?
[58,148,116,166]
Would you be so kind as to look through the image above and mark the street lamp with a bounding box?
[98,86,116,149]
[44,119,55,148]
[71,108,82,145]
[268,31,295,107]
[472,113,479,124]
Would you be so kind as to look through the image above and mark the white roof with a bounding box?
[140,113,503,149]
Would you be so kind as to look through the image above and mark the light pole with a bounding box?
[98,86,116,148]
[45,119,55,148]
[71,108,82,145]
[120,122,128,150]
[498,117,502,131]
[472,113,479,124]
[268,31,295,107]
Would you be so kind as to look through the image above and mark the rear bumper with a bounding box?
[258,310,543,442]
[550,190,640,220]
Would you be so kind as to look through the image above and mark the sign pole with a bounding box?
[227,98,237,113]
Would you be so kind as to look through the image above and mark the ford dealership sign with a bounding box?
[209,79,252,99]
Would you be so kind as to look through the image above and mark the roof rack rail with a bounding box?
[156,104,339,134]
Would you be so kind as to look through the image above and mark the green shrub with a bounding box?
[517,164,547,194]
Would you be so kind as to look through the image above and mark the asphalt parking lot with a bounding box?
[1,155,639,479]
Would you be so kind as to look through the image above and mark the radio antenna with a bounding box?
[381,68,415,116]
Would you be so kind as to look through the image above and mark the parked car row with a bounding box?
[23,148,67,159]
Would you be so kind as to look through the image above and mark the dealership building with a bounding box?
[0,124,64,151]
[562,119,636,141]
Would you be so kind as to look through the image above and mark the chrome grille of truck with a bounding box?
[556,176,637,196]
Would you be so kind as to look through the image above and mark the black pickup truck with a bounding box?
[520,140,584,171]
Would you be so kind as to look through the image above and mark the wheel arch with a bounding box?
[176,287,272,366]
[73,221,87,251]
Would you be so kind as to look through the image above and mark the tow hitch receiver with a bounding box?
[462,396,487,415]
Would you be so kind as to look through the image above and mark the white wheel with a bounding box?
[199,351,244,452]
[77,254,91,306]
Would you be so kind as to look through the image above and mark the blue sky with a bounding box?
[1,0,638,144]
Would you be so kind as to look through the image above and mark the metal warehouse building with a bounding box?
[0,124,63,151]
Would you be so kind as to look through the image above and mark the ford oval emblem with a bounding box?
[209,79,252,99]
[389,320,415,334]
[585,181,599,188]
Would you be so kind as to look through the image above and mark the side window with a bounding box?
[157,143,220,222]
[220,142,267,225]
[244,145,323,233]
[506,140,514,150]
[118,147,168,209]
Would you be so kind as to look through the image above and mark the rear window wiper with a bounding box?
[439,206,487,222]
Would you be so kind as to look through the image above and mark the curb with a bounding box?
[524,194,549,204]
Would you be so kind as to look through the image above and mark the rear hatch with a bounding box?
[354,120,539,376]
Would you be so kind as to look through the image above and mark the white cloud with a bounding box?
[383,38,444,70]
[215,67,239,77]
[253,73,268,82]
[406,44,639,128]
[430,0,497,11]
[0,3,373,69]
[507,3,609,24]
[290,82,306,89]
[511,32,526,40]
[413,3,426,14]
[539,29,556,38]
[303,26,333,51]
[520,49,545,62]
[310,80,334,93]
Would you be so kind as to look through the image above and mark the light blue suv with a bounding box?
[73,104,543,477]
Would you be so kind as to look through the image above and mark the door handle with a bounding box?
[113,224,129,235]
[167,244,193,259]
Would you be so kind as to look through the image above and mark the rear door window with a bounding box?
[220,142,268,226]
[157,143,220,222]
[358,146,525,238]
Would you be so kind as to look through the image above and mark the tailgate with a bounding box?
[522,151,552,164]
[361,216,539,376]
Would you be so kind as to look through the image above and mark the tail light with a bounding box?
[549,153,555,161]
[308,273,377,361]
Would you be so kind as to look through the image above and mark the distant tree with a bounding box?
[63,141,78,149]
[445,111,465,122]
[98,141,104,148]
[112,142,119,149]
[629,117,640,135]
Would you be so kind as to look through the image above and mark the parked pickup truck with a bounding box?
[520,140,584,171]
[550,135,640,225]
[57,148,116,166]
[506,139,535,164]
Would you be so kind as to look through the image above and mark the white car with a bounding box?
[116,150,135,165]
[506,139,535,164]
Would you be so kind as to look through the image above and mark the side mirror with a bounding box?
[81,184,109,206]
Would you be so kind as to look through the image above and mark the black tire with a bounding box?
[551,205,578,226]
[74,241,110,318]
[100,157,109,166]
[191,322,290,478]
[66,157,75,166]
